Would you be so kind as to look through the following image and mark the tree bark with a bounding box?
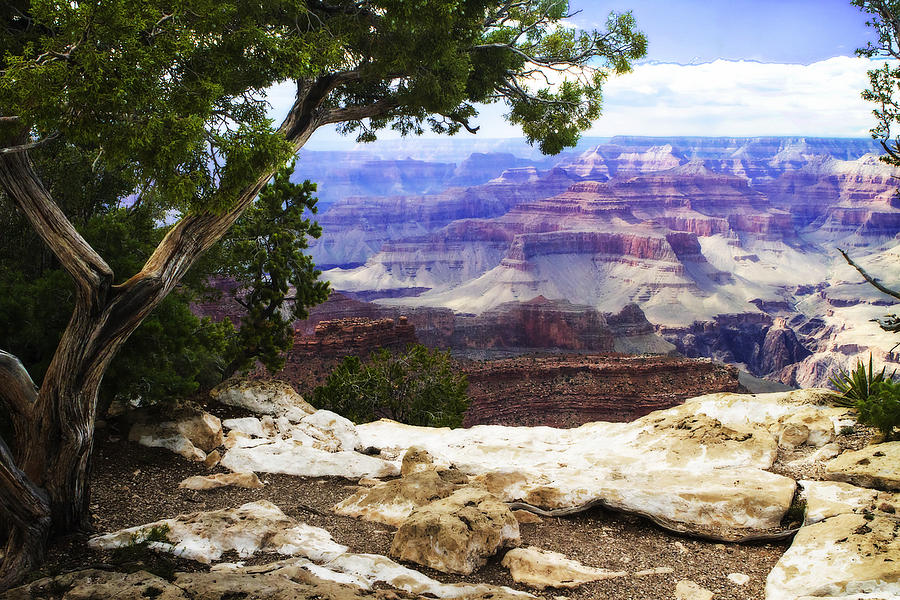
[0,71,384,591]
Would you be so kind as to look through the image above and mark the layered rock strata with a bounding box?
[462,355,740,427]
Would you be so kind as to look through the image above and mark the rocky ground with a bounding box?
[29,420,786,600]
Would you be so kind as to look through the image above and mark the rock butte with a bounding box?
[285,136,900,389]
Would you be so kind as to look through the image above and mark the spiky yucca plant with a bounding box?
[829,355,892,407]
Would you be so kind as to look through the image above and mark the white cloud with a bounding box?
[587,57,880,137]
[269,57,886,145]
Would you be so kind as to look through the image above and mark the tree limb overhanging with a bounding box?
[0,1,648,589]
[838,248,900,301]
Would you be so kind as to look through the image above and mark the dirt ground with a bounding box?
[25,409,799,600]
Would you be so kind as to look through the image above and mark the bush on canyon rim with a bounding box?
[312,344,469,427]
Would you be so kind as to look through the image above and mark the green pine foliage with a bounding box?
[830,354,900,440]
[856,379,900,440]
[312,345,469,428]
[213,162,330,378]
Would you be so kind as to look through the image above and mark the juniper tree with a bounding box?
[0,0,645,587]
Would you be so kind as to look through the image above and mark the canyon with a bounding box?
[304,136,900,387]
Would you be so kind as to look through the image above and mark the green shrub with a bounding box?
[312,344,469,428]
[829,355,893,407]
[855,379,900,440]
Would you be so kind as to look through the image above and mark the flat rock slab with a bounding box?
[128,409,223,461]
[85,501,530,600]
[356,391,807,535]
[390,487,521,575]
[334,469,468,526]
[765,513,900,600]
[825,442,900,491]
[89,500,348,564]
[800,480,900,524]
[211,379,315,422]
[178,472,264,490]
[501,546,626,589]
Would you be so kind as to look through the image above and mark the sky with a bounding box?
[273,0,887,147]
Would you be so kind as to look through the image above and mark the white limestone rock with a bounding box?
[765,513,900,600]
[220,439,398,479]
[333,469,467,526]
[210,379,315,422]
[825,442,900,491]
[501,546,626,589]
[674,580,714,600]
[89,500,347,564]
[297,410,362,452]
[128,409,223,461]
[87,501,531,600]
[178,472,264,490]
[389,487,521,575]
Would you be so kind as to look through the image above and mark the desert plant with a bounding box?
[828,355,893,407]
[855,379,900,440]
[312,345,469,428]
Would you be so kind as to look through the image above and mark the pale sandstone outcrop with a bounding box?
[89,501,347,564]
[178,472,264,490]
[674,580,714,600]
[800,480,900,524]
[85,502,530,600]
[334,469,467,527]
[765,513,900,600]
[500,546,626,589]
[389,487,520,575]
[825,442,900,491]
[4,570,187,600]
[210,379,315,422]
[128,408,223,462]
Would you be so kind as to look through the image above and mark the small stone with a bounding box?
[634,566,674,577]
[178,472,264,490]
[512,509,544,524]
[204,450,221,468]
[501,546,626,590]
[401,446,438,476]
[727,572,749,586]
[674,579,714,600]
[674,541,688,553]
[357,477,381,487]
[779,423,810,448]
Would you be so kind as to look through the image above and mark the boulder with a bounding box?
[178,472,264,490]
[4,570,188,600]
[401,446,439,476]
[82,505,532,600]
[89,500,348,564]
[297,410,361,452]
[801,480,900,524]
[389,487,521,575]
[333,469,467,526]
[128,408,223,461]
[210,379,315,422]
[512,510,543,524]
[674,580,714,600]
[221,440,398,479]
[500,546,626,589]
[765,513,900,600]
[825,442,900,490]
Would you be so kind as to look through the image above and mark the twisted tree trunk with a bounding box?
[0,72,376,590]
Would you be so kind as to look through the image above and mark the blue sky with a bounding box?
[278,0,886,147]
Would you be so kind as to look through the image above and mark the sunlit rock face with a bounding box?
[304,136,898,387]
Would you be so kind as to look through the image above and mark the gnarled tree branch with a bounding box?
[0,142,113,302]
[0,351,37,462]
[838,247,900,300]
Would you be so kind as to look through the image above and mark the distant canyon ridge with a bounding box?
[292,136,900,388]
